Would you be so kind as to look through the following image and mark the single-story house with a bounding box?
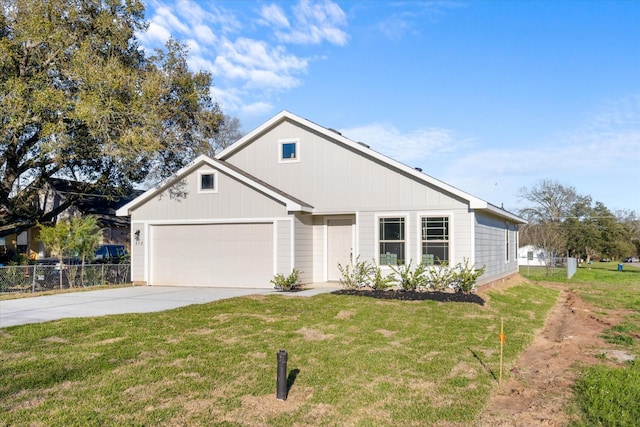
[1,179,141,263]
[517,245,550,267]
[116,111,526,288]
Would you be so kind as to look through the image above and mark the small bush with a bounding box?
[337,257,374,289]
[369,265,395,290]
[424,262,455,291]
[391,261,428,291]
[270,268,302,291]
[452,258,485,294]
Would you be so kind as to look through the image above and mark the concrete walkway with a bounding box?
[0,283,340,328]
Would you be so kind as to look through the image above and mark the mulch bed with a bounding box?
[332,289,485,305]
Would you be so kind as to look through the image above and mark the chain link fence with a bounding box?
[519,256,577,279]
[0,264,131,293]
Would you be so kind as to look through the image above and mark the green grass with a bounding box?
[0,284,557,426]
[523,262,640,427]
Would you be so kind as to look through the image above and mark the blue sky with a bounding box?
[139,0,640,214]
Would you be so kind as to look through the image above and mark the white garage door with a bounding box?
[151,223,273,287]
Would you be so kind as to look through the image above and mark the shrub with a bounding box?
[369,265,395,290]
[270,268,302,292]
[390,261,428,291]
[424,262,455,291]
[337,257,374,289]
[452,258,485,294]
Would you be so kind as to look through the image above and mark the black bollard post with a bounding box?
[276,349,288,400]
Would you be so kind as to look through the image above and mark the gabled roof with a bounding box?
[116,155,313,216]
[217,110,526,224]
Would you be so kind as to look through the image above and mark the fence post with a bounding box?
[101,263,104,285]
[32,264,36,293]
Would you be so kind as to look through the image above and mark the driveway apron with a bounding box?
[0,286,274,328]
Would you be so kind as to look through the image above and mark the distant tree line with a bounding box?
[518,180,639,262]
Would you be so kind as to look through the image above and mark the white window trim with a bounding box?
[416,211,454,267]
[197,169,218,193]
[375,213,409,267]
[278,138,300,163]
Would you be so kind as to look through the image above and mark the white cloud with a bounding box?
[242,102,274,117]
[271,0,348,45]
[260,4,290,28]
[340,123,471,165]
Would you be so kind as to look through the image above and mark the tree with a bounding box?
[204,114,244,157]
[519,180,637,263]
[38,219,72,289]
[0,0,222,237]
[69,215,101,285]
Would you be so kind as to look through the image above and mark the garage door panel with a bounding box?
[151,223,273,287]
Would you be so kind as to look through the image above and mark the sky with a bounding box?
[138,0,640,214]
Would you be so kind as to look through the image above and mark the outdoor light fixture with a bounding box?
[134,229,140,242]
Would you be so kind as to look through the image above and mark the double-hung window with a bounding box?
[421,217,449,265]
[379,217,405,265]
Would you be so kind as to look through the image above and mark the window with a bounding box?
[421,217,449,265]
[527,251,533,261]
[198,170,217,193]
[279,139,299,162]
[505,228,510,261]
[379,217,405,265]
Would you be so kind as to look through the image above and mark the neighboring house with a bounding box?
[117,111,526,288]
[0,179,141,262]
[518,245,550,267]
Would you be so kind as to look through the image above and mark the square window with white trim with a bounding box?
[421,216,449,265]
[379,217,405,265]
[279,139,299,162]
[198,170,218,193]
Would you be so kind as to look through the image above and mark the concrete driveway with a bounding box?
[0,284,338,328]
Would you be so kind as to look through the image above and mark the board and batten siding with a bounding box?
[355,209,473,268]
[275,219,292,278]
[132,164,289,221]
[130,221,145,283]
[225,120,469,213]
[293,214,313,284]
[473,211,519,285]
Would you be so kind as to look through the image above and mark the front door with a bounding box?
[327,218,353,281]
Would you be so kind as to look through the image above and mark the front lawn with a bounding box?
[0,283,557,426]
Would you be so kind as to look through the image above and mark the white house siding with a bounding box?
[133,164,289,221]
[130,221,145,283]
[276,219,292,277]
[353,209,473,270]
[474,211,519,285]
[294,214,314,284]
[223,120,470,213]
[312,216,325,283]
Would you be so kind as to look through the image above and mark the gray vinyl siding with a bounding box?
[276,219,291,276]
[224,120,469,213]
[474,211,519,285]
[132,164,288,221]
[294,214,313,284]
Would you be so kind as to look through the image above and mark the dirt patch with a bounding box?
[474,283,625,426]
[296,327,335,341]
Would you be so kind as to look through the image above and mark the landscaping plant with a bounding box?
[270,268,302,291]
[452,258,486,294]
[390,260,429,291]
[337,256,374,289]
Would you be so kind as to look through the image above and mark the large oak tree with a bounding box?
[0,0,223,236]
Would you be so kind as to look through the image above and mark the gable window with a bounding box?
[421,217,449,265]
[379,217,405,265]
[198,170,218,193]
[279,139,299,162]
